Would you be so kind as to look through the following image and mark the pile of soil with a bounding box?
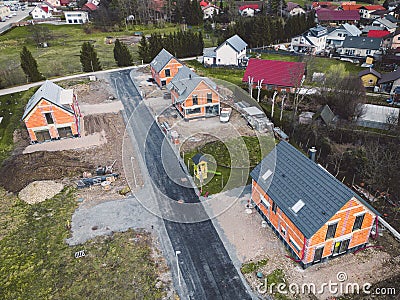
[0,151,92,193]
[19,180,64,204]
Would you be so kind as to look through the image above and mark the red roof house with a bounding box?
[368,30,391,38]
[316,10,360,23]
[243,59,306,92]
[200,0,208,7]
[341,4,362,11]
[239,4,259,11]
[82,2,97,11]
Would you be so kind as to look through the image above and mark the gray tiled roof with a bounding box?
[203,47,217,58]
[341,23,362,36]
[22,80,73,120]
[342,36,382,50]
[250,141,379,239]
[217,34,247,53]
[358,68,382,79]
[167,66,217,103]
[150,48,174,73]
[378,68,400,84]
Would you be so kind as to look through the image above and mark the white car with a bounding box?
[220,108,232,123]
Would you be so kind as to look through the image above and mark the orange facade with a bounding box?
[24,99,80,143]
[251,180,376,268]
[151,58,183,87]
[171,81,220,119]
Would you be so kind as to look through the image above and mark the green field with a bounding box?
[0,23,186,86]
[0,188,166,299]
[185,60,245,86]
[0,89,35,165]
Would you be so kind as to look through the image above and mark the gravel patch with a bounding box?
[80,101,124,115]
[66,188,158,246]
[18,180,64,204]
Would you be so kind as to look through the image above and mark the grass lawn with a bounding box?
[0,187,166,299]
[185,60,245,86]
[258,52,363,77]
[0,23,186,86]
[182,136,275,194]
[0,88,35,165]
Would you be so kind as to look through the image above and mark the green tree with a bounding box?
[20,46,44,83]
[138,35,151,63]
[80,42,102,72]
[113,39,133,67]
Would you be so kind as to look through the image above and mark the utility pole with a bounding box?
[280,94,286,121]
[248,76,254,98]
[272,90,278,118]
[256,79,264,102]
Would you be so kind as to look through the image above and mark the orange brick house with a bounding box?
[150,48,183,87]
[22,80,81,143]
[167,66,220,120]
[250,141,380,268]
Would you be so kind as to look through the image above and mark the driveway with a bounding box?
[108,70,254,299]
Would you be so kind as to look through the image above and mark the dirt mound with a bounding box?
[0,151,93,193]
[19,180,64,204]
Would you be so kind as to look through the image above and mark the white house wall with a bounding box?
[215,44,239,66]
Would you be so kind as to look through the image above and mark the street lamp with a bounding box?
[175,250,181,287]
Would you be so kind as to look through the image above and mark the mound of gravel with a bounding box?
[18,181,64,204]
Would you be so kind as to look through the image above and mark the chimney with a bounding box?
[309,147,317,162]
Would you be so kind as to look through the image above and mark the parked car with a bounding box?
[220,107,232,123]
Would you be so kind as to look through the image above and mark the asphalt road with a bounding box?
[109,70,253,299]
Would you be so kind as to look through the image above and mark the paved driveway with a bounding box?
[108,70,254,299]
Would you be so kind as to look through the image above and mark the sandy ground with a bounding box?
[207,188,400,300]
[79,101,123,115]
[23,131,106,154]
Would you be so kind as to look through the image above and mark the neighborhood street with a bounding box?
[108,70,253,299]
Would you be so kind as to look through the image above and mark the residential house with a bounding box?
[291,25,328,54]
[31,2,56,19]
[338,36,382,61]
[359,5,386,19]
[64,10,88,24]
[391,28,400,49]
[286,2,306,16]
[367,30,392,49]
[356,104,399,129]
[202,3,219,19]
[203,34,247,67]
[22,81,81,143]
[316,9,360,25]
[358,68,382,88]
[372,17,397,33]
[239,4,259,17]
[369,9,388,20]
[250,141,379,268]
[82,1,98,11]
[326,23,361,48]
[0,5,10,21]
[167,66,220,120]
[242,58,306,93]
[340,4,362,11]
[150,48,183,87]
[378,68,400,93]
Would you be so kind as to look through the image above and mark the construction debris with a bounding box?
[18,180,64,204]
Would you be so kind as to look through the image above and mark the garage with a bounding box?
[34,130,51,142]
[58,126,73,138]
